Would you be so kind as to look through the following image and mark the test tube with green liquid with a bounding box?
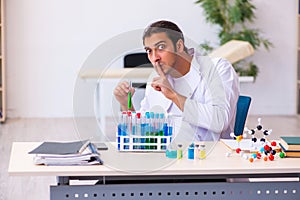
[127,81,132,110]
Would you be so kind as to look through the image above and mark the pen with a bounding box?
[127,81,132,110]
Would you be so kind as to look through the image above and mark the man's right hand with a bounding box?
[113,81,135,111]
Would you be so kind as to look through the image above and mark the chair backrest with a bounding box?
[124,53,153,68]
[234,95,251,136]
[124,53,153,89]
[123,53,152,110]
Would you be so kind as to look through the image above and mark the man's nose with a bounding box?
[152,50,161,63]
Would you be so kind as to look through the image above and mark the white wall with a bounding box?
[241,0,298,115]
[5,0,297,118]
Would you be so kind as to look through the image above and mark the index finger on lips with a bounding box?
[155,64,166,78]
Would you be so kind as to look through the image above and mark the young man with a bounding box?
[113,20,239,141]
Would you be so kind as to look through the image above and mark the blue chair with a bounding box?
[234,95,252,136]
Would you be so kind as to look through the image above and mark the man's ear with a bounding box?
[176,39,184,52]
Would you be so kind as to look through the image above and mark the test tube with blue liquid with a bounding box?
[149,112,154,149]
[117,111,127,150]
[159,113,165,136]
[167,114,174,145]
[124,112,131,149]
[140,113,148,149]
[167,114,174,137]
[154,113,160,148]
[145,112,151,149]
[117,111,127,136]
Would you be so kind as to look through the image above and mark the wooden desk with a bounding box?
[8,142,300,200]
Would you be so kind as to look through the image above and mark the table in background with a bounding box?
[79,68,254,132]
[79,68,154,131]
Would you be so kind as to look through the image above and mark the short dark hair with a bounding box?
[142,20,188,52]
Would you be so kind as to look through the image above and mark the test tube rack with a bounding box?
[117,134,172,152]
[116,111,174,152]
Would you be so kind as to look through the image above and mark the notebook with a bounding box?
[28,140,90,155]
[279,136,300,151]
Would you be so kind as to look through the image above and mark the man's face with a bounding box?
[144,32,178,76]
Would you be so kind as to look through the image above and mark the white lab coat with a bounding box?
[140,48,240,142]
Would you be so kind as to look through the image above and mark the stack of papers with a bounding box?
[28,140,103,166]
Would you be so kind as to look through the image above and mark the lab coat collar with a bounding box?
[187,48,203,98]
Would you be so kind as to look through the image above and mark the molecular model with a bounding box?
[228,131,247,156]
[248,142,276,163]
[228,118,285,163]
[244,118,272,147]
[230,132,247,143]
[248,142,286,162]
